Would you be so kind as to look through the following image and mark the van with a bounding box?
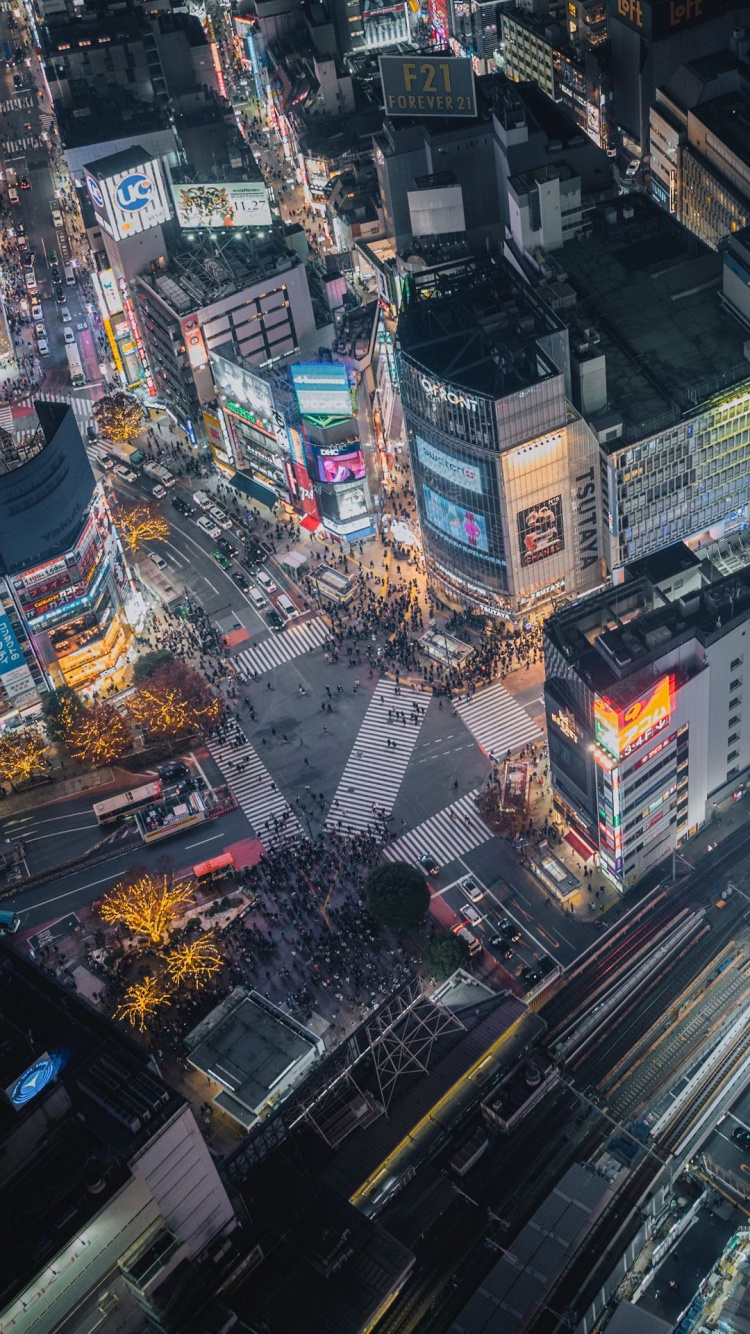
[64,263,75,286]
[51,209,63,228]
[192,491,212,509]
[143,463,162,482]
[277,593,298,620]
[8,187,19,206]
[248,584,266,608]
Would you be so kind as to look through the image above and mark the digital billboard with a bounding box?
[594,675,674,761]
[422,484,488,553]
[211,348,274,422]
[314,446,366,485]
[415,434,484,495]
[170,179,272,229]
[318,480,370,523]
[517,496,564,565]
[379,54,477,118]
[84,157,171,243]
[291,363,352,418]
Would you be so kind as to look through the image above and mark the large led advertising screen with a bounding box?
[170,179,272,229]
[291,363,352,418]
[422,484,488,553]
[211,348,274,422]
[85,157,171,242]
[415,434,484,495]
[594,675,674,761]
[517,496,564,565]
[315,446,366,485]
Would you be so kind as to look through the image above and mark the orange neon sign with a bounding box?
[595,676,673,760]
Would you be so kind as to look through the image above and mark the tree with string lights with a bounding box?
[115,501,170,553]
[0,727,49,791]
[93,392,143,444]
[115,976,171,1031]
[63,701,132,766]
[128,662,225,739]
[100,872,193,944]
[41,684,84,745]
[166,933,223,989]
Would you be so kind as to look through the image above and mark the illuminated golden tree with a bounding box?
[0,727,49,791]
[166,932,223,989]
[93,392,143,444]
[115,976,171,1030]
[63,701,132,766]
[101,872,193,943]
[129,662,225,739]
[115,501,170,553]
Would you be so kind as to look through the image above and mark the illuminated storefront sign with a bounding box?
[595,676,674,761]
[551,708,578,743]
[119,278,155,396]
[291,363,352,418]
[6,1052,61,1108]
[419,375,477,412]
[182,317,207,370]
[574,466,599,570]
[415,434,484,494]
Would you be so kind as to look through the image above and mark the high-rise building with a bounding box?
[544,545,750,891]
[396,257,603,622]
[0,948,236,1334]
[0,404,144,692]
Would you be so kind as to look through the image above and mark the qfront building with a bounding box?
[396,260,602,622]
[0,404,144,693]
[544,544,750,892]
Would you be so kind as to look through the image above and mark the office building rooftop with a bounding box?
[138,230,296,315]
[397,256,565,401]
[547,196,750,439]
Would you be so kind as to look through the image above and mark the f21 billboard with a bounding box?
[379,55,477,118]
[85,157,171,242]
[170,179,272,230]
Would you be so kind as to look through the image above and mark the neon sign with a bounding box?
[7,1052,62,1108]
[595,676,673,761]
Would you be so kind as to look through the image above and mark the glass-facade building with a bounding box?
[397,266,603,622]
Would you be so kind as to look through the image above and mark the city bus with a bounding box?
[312,566,356,605]
[193,852,235,885]
[93,781,162,825]
[65,342,85,387]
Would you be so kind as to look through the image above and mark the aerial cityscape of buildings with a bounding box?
[2,0,750,1330]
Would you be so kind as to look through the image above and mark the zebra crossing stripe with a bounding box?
[324,680,428,834]
[383,790,494,867]
[455,681,541,762]
[234,616,329,677]
[206,736,304,848]
[0,404,13,428]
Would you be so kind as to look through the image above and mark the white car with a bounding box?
[277,592,298,620]
[100,456,115,470]
[152,484,166,498]
[31,303,42,321]
[24,271,36,289]
[51,209,63,228]
[148,551,167,570]
[60,306,71,323]
[256,568,276,594]
[197,515,222,540]
[192,490,212,508]
[460,904,483,927]
[248,585,266,608]
[63,328,75,344]
[37,338,49,356]
[34,322,45,338]
[459,874,484,903]
[208,505,232,530]
[115,464,137,482]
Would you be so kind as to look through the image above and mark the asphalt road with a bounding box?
[0,10,96,388]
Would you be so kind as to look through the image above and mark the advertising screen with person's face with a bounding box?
[316,449,366,485]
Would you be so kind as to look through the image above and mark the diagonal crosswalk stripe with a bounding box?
[455,681,541,763]
[234,616,329,677]
[383,790,494,867]
[206,736,304,847]
[325,680,428,834]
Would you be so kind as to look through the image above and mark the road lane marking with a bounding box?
[185,833,225,849]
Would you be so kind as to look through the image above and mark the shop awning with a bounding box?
[300,515,319,532]
[565,830,597,862]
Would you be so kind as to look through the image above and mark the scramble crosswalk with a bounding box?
[383,791,494,867]
[206,736,304,848]
[455,681,541,762]
[234,616,329,676]
[324,680,428,833]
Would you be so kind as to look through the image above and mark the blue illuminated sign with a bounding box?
[8,1052,62,1107]
[423,484,488,553]
[87,174,105,210]
[0,612,24,677]
[115,173,154,212]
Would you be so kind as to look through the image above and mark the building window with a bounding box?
[730,696,742,709]
[732,657,744,670]
[731,677,743,691]
[727,749,739,763]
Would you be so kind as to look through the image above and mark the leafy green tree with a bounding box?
[133,649,175,685]
[42,685,84,744]
[365,861,430,930]
[425,931,469,981]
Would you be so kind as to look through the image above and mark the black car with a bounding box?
[86,423,97,442]
[520,967,542,988]
[54,286,64,303]
[232,570,250,591]
[490,936,514,959]
[265,609,284,631]
[216,537,236,557]
[241,555,257,575]
[733,1127,750,1149]
[171,495,194,516]
[21,252,33,269]
[12,74,22,89]
[50,265,60,282]
[18,176,29,190]
[538,955,557,977]
[14,46,24,60]
[158,760,189,782]
[498,917,522,942]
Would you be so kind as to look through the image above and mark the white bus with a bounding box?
[65,342,84,387]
